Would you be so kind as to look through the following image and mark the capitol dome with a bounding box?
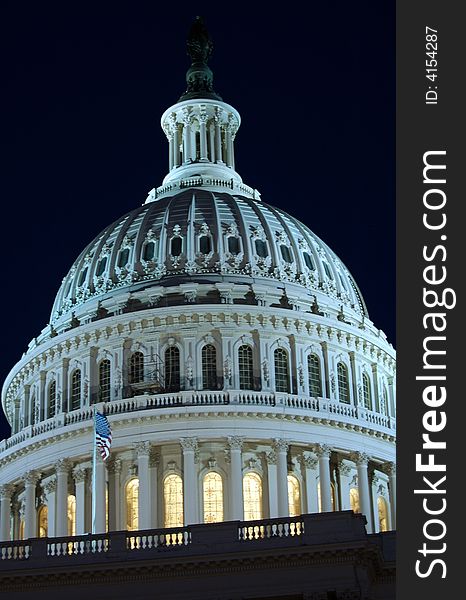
[0,18,395,546]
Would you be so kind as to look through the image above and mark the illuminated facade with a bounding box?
[0,18,396,544]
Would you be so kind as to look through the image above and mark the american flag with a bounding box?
[95,411,112,461]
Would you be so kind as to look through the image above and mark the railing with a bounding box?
[238,517,304,541]
[0,540,31,560]
[0,392,396,455]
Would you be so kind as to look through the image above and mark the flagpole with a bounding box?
[91,404,97,535]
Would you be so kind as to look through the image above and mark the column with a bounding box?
[55,459,70,537]
[39,371,46,421]
[225,124,232,166]
[23,384,31,427]
[214,113,223,162]
[173,124,180,168]
[208,122,215,162]
[168,131,174,171]
[135,441,151,530]
[107,458,122,532]
[265,450,278,518]
[199,113,208,161]
[45,479,57,537]
[180,437,198,525]
[227,437,244,520]
[315,445,332,512]
[385,462,396,528]
[274,439,289,517]
[94,457,107,533]
[60,359,69,413]
[0,484,14,541]
[24,471,40,539]
[354,452,373,532]
[338,460,353,510]
[300,453,319,514]
[73,466,88,535]
[149,450,159,528]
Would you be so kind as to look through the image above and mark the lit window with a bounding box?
[323,261,333,279]
[96,257,107,277]
[317,482,336,512]
[287,474,301,517]
[129,351,144,384]
[67,495,76,537]
[126,478,139,531]
[303,252,315,270]
[203,472,224,523]
[202,344,217,390]
[307,354,322,397]
[171,237,182,256]
[243,472,263,521]
[117,248,130,268]
[164,474,184,528]
[227,236,241,254]
[99,359,111,402]
[274,348,290,393]
[47,380,56,419]
[378,496,388,531]
[19,519,25,540]
[70,369,81,411]
[199,235,212,254]
[38,505,48,538]
[238,345,254,390]
[337,362,350,404]
[362,373,372,410]
[254,239,268,258]
[142,241,155,261]
[280,245,293,263]
[350,488,360,513]
[78,267,88,287]
[165,346,180,392]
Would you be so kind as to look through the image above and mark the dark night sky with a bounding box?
[0,1,395,439]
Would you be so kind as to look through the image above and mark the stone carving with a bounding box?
[45,478,57,494]
[207,457,217,469]
[134,441,151,457]
[227,436,244,450]
[297,364,304,387]
[180,437,199,452]
[314,444,332,459]
[338,460,352,477]
[149,450,160,468]
[0,484,15,499]
[265,450,277,465]
[273,439,289,453]
[24,471,41,486]
[262,359,269,383]
[185,356,194,384]
[300,453,318,470]
[352,452,370,466]
[223,356,232,381]
[55,459,71,473]
[73,467,88,484]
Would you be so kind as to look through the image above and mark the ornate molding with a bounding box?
[44,478,57,494]
[227,436,244,451]
[180,437,199,452]
[107,457,123,474]
[134,441,151,457]
[300,452,318,470]
[273,438,289,453]
[54,458,71,474]
[352,451,371,467]
[24,470,41,486]
[73,466,88,484]
[383,461,396,476]
[265,450,277,465]
[0,483,15,499]
[314,444,332,459]
[338,460,352,477]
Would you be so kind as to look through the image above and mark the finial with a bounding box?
[178,16,222,102]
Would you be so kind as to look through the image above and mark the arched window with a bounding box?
[142,241,156,261]
[280,245,293,263]
[339,273,348,291]
[129,351,144,384]
[337,362,350,404]
[238,345,254,390]
[381,386,389,415]
[199,235,212,254]
[274,348,290,393]
[47,380,56,419]
[96,257,107,277]
[317,482,336,512]
[243,472,263,521]
[78,267,88,287]
[117,247,130,268]
[303,252,315,270]
[171,237,182,257]
[67,495,76,537]
[227,236,240,254]
[287,474,301,517]
[203,472,224,523]
[165,346,180,392]
[307,354,322,397]
[70,369,81,411]
[362,373,372,410]
[38,505,48,538]
[99,359,111,402]
[163,474,183,528]
[254,239,268,258]
[350,488,360,513]
[126,478,139,531]
[378,496,388,531]
[323,261,333,279]
[202,344,217,390]
[19,519,25,540]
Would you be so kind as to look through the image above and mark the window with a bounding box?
[254,239,268,258]
[47,380,56,419]
[38,505,48,538]
[227,236,240,254]
[142,241,155,261]
[274,348,290,393]
[99,359,111,403]
[280,245,293,263]
[287,475,301,517]
[303,252,315,270]
[339,273,348,291]
[129,351,144,384]
[307,354,322,397]
[171,237,182,256]
[323,261,333,279]
[337,362,350,404]
[165,346,180,392]
[70,369,81,411]
[202,344,217,390]
[117,248,130,268]
[317,482,336,512]
[362,373,372,410]
[238,345,254,390]
[78,267,88,287]
[243,472,263,521]
[96,257,107,277]
[350,488,360,513]
[67,495,76,537]
[199,235,212,254]
[203,472,224,523]
[164,474,184,528]
[378,497,388,531]
[126,478,139,531]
